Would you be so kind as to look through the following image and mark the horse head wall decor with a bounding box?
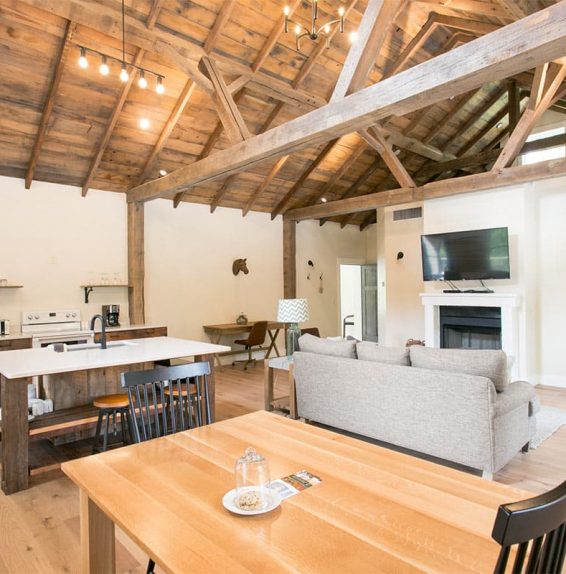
[232,258,249,276]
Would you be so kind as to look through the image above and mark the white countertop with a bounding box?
[0,333,32,342]
[105,324,166,333]
[0,337,230,379]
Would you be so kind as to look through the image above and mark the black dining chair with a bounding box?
[232,320,268,370]
[121,362,213,574]
[491,480,566,574]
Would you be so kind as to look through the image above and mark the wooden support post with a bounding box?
[508,79,520,132]
[128,202,145,325]
[0,375,29,494]
[80,491,116,574]
[283,219,296,299]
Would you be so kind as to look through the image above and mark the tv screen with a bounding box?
[421,227,510,282]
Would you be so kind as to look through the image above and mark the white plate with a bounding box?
[222,487,281,516]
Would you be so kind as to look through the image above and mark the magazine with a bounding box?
[270,470,322,500]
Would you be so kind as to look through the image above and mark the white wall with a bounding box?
[376,203,425,347]
[0,177,129,329]
[144,200,284,346]
[296,220,370,337]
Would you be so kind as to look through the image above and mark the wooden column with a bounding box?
[1,375,30,494]
[508,79,520,132]
[128,202,145,325]
[283,219,296,299]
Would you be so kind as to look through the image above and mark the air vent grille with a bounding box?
[393,207,422,221]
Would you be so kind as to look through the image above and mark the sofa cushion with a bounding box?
[356,342,410,366]
[409,346,508,392]
[298,334,356,358]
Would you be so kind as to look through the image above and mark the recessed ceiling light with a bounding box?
[159,169,167,176]
[139,118,150,130]
[321,197,327,203]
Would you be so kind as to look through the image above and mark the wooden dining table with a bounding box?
[62,411,530,574]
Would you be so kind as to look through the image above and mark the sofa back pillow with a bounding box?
[298,334,357,359]
[409,346,508,392]
[356,342,410,366]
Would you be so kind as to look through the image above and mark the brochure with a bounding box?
[270,470,322,500]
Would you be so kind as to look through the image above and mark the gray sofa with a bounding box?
[293,336,537,478]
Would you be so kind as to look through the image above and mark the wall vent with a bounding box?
[393,206,422,221]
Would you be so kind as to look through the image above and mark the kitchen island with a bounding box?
[0,336,230,494]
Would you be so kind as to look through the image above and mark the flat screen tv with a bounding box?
[421,227,510,282]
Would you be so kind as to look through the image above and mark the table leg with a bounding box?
[195,353,216,422]
[80,490,116,574]
[264,362,274,412]
[1,375,29,494]
[288,363,297,420]
[206,332,223,367]
[265,329,281,359]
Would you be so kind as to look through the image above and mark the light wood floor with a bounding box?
[0,364,565,574]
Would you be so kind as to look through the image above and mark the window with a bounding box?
[521,126,565,165]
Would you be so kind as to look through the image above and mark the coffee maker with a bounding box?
[102,305,120,327]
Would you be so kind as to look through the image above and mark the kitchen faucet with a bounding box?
[90,314,107,349]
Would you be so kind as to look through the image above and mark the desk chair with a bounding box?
[301,327,320,337]
[121,362,212,573]
[233,321,268,370]
[492,480,566,573]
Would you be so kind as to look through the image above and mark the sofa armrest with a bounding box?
[495,381,536,417]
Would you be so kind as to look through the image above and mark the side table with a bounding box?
[264,356,297,419]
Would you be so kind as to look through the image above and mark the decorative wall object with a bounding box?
[232,258,249,276]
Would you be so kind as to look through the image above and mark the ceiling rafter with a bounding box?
[25,20,76,190]
[492,63,566,172]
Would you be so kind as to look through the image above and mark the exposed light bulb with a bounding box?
[99,55,109,76]
[139,117,150,130]
[349,30,358,43]
[120,64,129,82]
[323,24,330,34]
[78,47,88,69]
[321,197,327,203]
[159,169,168,176]
[295,23,302,35]
[283,5,290,15]
[338,6,345,16]
[138,70,148,89]
[156,76,165,94]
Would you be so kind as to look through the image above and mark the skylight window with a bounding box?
[521,126,565,165]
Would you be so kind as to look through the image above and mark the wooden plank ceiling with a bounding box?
[0,0,564,228]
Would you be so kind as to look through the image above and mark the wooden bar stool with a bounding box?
[92,393,131,454]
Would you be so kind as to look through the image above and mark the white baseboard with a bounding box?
[534,374,566,389]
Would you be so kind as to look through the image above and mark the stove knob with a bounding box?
[66,313,70,318]
[72,313,77,318]
[27,314,33,320]
[34,314,39,320]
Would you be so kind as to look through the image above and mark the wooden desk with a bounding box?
[203,321,284,365]
[63,411,530,574]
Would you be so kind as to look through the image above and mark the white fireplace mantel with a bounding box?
[420,292,522,379]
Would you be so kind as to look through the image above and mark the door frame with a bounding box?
[337,258,366,338]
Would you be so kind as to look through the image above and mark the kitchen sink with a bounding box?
[59,341,136,352]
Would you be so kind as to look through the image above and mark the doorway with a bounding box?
[339,264,378,342]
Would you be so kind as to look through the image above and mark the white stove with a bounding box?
[21,310,94,347]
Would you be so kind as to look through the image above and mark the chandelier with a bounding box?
[284,1,353,51]
[76,0,165,95]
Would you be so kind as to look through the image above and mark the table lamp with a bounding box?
[277,298,309,359]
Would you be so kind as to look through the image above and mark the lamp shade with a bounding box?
[277,298,309,323]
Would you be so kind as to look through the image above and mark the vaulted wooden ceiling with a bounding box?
[1,0,564,228]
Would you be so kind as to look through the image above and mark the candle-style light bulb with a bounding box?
[283,5,290,15]
[295,23,301,35]
[349,30,358,43]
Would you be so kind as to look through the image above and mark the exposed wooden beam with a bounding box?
[331,0,402,101]
[283,219,296,299]
[508,79,520,132]
[412,0,512,21]
[128,202,145,324]
[271,139,340,219]
[25,20,76,189]
[496,0,526,21]
[378,126,453,161]
[199,56,251,143]
[128,3,566,203]
[252,0,302,72]
[146,0,166,29]
[492,63,566,171]
[210,176,237,213]
[286,155,566,221]
[82,49,146,197]
[242,156,289,216]
[360,210,377,231]
[308,141,368,206]
[360,129,416,188]
[203,0,237,53]
[135,79,196,186]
